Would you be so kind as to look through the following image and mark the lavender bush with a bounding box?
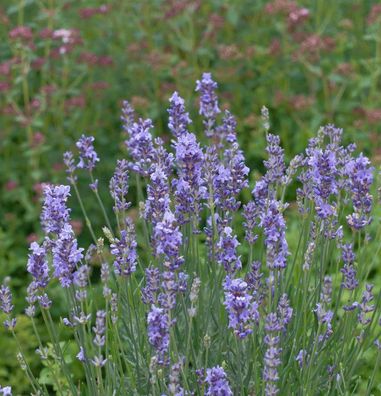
[1,74,381,395]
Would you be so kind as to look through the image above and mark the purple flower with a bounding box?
[52,224,84,287]
[264,134,285,185]
[147,305,170,365]
[142,267,160,305]
[27,242,49,289]
[109,159,131,212]
[205,366,233,396]
[110,220,137,277]
[121,100,135,134]
[345,154,374,230]
[173,132,206,225]
[245,261,263,303]
[158,271,178,310]
[0,284,15,329]
[153,137,174,178]
[195,72,220,138]
[74,264,90,301]
[243,201,259,245]
[358,284,374,326]
[0,285,13,315]
[277,294,293,329]
[41,185,71,235]
[216,227,242,274]
[168,91,191,137]
[63,151,77,183]
[295,349,307,368]
[213,144,249,212]
[125,118,156,177]
[153,210,184,270]
[144,166,170,226]
[0,386,12,396]
[314,303,333,342]
[76,135,99,171]
[259,200,289,270]
[93,310,106,347]
[218,110,237,144]
[76,346,86,362]
[307,148,338,219]
[263,313,282,395]
[223,277,259,338]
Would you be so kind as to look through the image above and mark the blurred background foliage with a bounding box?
[1,0,381,393]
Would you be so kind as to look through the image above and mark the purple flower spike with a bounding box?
[263,313,282,396]
[217,227,242,274]
[41,184,71,236]
[76,135,99,171]
[144,166,170,226]
[110,220,137,277]
[153,210,184,270]
[205,366,233,396]
[260,200,289,270]
[345,154,374,230]
[52,224,84,288]
[125,118,156,177]
[196,72,220,138]
[264,134,286,185]
[147,305,170,365]
[173,132,206,225]
[223,277,259,338]
[121,100,135,134]
[168,91,192,138]
[93,310,106,347]
[110,159,131,212]
[27,242,49,289]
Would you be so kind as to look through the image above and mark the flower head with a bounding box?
[76,135,99,171]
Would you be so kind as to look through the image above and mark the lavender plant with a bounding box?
[1,73,381,395]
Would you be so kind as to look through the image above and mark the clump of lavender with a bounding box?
[7,74,381,396]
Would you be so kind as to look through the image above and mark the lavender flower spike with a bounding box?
[41,184,71,236]
[110,219,137,277]
[217,227,242,274]
[109,159,131,212]
[76,135,99,171]
[27,242,49,289]
[52,224,84,288]
[223,277,259,338]
[147,305,170,365]
[205,366,233,396]
[196,72,220,138]
[168,91,192,138]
